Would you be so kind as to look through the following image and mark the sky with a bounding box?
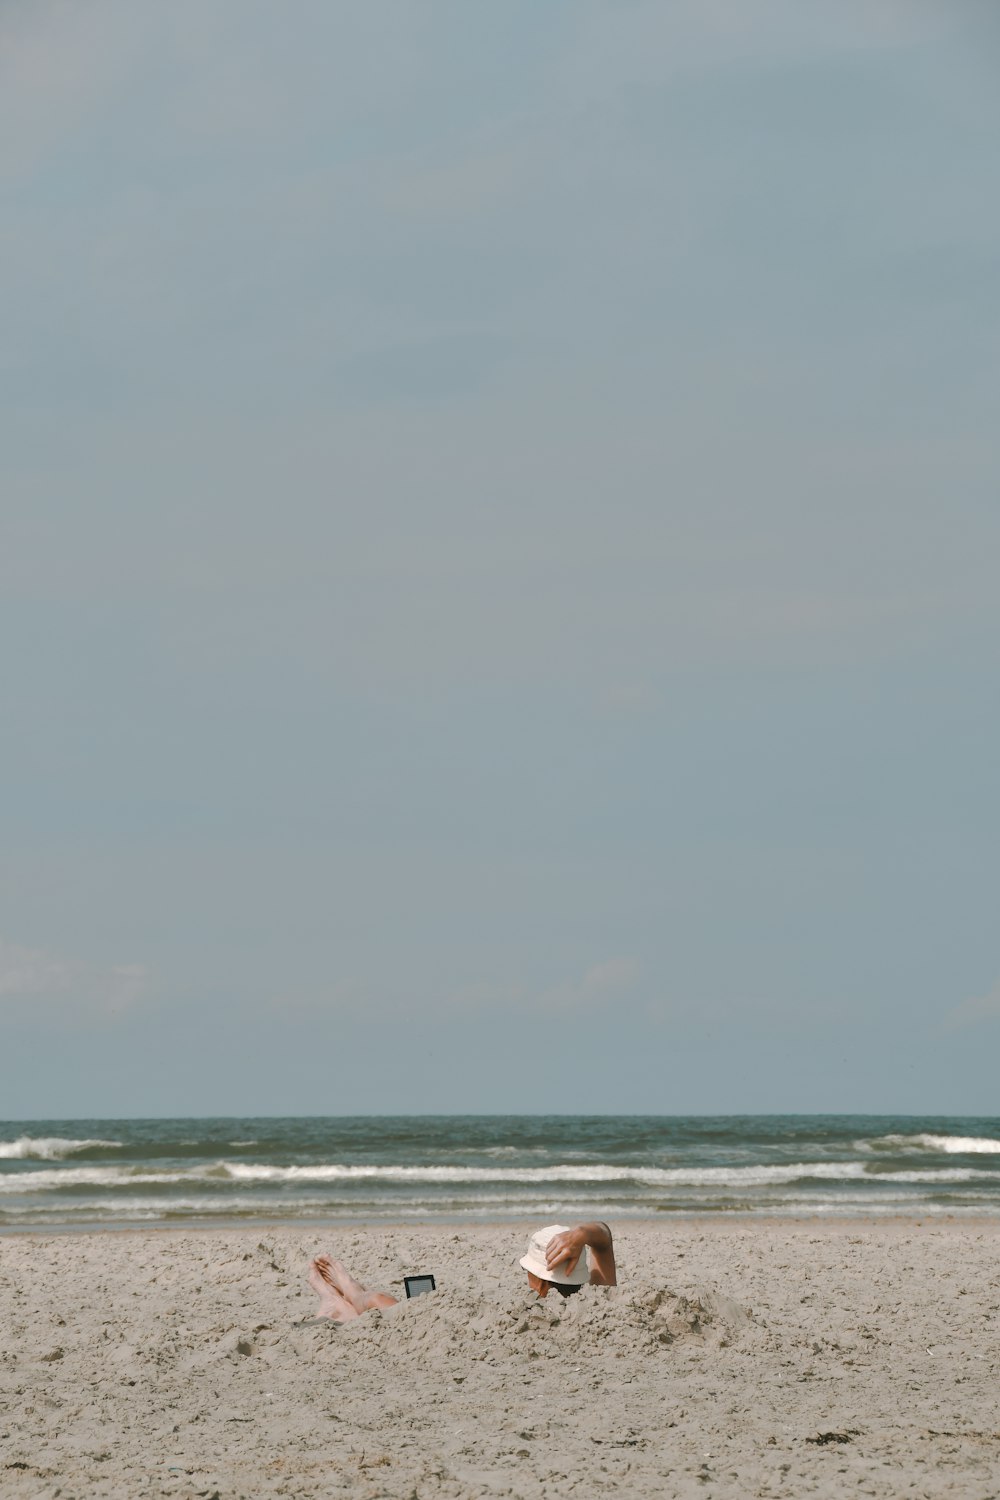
[2,0,999,1118]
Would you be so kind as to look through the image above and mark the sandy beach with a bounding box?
[3,1219,999,1499]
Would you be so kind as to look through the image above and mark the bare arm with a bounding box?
[544,1222,617,1286]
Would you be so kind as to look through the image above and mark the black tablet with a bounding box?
[404,1274,436,1299]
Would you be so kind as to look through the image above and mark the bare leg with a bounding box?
[308,1259,361,1322]
[311,1255,399,1317]
[317,1255,398,1313]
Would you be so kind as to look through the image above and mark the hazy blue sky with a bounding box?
[2,1,998,1117]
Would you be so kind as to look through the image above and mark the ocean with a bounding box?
[2,1115,999,1231]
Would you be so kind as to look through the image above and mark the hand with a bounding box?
[544,1226,586,1280]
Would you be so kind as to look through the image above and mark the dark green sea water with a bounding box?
[2,1115,999,1231]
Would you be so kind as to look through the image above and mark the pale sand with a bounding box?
[3,1220,1000,1499]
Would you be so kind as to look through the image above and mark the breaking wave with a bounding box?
[863,1134,1000,1156]
[3,1159,998,1195]
[0,1136,122,1161]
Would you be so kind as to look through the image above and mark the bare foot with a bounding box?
[315,1254,372,1315]
[308,1259,360,1322]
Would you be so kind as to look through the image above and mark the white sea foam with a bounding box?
[3,1156,999,1202]
[864,1133,1000,1156]
[0,1195,274,1217]
[0,1136,121,1161]
[765,1194,999,1216]
[3,1185,997,1226]
[875,1168,991,1184]
[0,1165,243,1192]
[222,1161,879,1188]
[0,1158,944,1192]
[6,1190,996,1225]
[0,1191,574,1216]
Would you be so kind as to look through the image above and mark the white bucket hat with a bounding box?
[519,1224,590,1286]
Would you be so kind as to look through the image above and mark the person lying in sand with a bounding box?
[308,1221,616,1322]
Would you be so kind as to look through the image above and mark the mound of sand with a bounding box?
[338,1276,754,1365]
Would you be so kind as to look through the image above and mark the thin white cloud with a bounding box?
[0,937,147,1018]
[0,938,75,997]
[446,958,642,1020]
[944,979,1000,1031]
